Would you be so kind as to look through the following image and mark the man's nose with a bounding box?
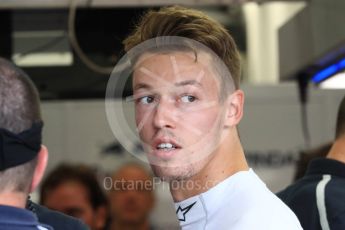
[153,98,177,129]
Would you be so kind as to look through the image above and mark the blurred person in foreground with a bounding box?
[278,95,345,230]
[0,57,87,230]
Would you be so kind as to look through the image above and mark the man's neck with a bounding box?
[110,220,150,230]
[0,192,27,208]
[170,132,249,202]
[327,135,345,164]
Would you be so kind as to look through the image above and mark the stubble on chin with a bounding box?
[149,162,199,182]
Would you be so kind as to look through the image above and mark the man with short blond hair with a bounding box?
[121,6,302,229]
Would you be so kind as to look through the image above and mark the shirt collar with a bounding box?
[174,169,253,226]
[306,158,345,178]
[0,205,38,225]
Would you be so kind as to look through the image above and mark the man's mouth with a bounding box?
[151,138,182,159]
[157,142,177,150]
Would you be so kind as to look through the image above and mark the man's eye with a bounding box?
[181,95,196,103]
[139,96,154,104]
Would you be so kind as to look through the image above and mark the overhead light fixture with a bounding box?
[12,31,73,67]
[319,72,345,89]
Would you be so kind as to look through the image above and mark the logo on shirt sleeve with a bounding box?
[176,201,197,222]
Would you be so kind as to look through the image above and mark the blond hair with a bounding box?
[123,6,241,89]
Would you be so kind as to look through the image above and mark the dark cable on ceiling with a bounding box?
[68,0,113,75]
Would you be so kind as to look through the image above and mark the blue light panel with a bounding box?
[312,57,345,83]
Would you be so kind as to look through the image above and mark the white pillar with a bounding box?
[243,2,306,84]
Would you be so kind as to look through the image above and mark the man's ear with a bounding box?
[30,145,48,193]
[223,90,244,127]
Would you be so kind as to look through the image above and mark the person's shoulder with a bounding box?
[277,182,300,201]
[225,184,302,229]
[277,174,320,202]
[240,175,302,228]
[237,205,303,230]
[29,201,89,230]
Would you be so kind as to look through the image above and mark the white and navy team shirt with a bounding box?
[174,169,302,230]
[278,158,345,230]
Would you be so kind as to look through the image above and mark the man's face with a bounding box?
[133,51,226,181]
[109,166,154,225]
[43,182,104,230]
